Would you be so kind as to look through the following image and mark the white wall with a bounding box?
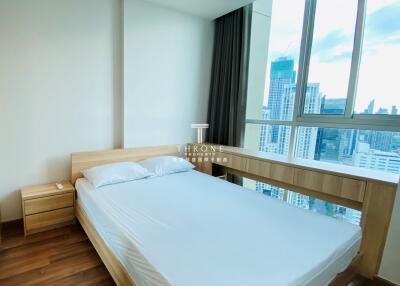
[379,180,400,284]
[0,0,214,221]
[123,0,214,147]
[0,0,122,221]
[243,0,272,153]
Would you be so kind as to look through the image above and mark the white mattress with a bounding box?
[76,170,361,286]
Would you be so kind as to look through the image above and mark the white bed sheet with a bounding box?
[76,170,361,286]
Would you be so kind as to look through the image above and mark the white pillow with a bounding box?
[82,162,153,188]
[139,156,195,177]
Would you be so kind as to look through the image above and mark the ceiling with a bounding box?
[143,0,255,20]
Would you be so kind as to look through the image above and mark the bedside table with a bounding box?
[21,181,75,236]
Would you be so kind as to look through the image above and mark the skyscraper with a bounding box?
[315,98,356,162]
[391,105,398,115]
[320,97,346,115]
[258,107,277,153]
[255,58,296,199]
[295,84,321,159]
[266,57,296,142]
[376,108,389,115]
[362,100,375,114]
[366,130,393,152]
[273,83,322,157]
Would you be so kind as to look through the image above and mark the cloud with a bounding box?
[312,30,353,63]
[323,51,353,63]
[310,3,400,63]
[387,37,400,45]
[313,30,349,54]
[269,3,400,64]
[366,3,400,39]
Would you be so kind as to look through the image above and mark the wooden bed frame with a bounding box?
[71,144,398,286]
[72,145,181,286]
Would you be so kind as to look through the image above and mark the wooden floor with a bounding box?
[0,221,392,286]
[0,221,114,286]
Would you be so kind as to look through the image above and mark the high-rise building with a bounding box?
[315,98,347,162]
[266,57,296,142]
[287,191,309,209]
[362,100,375,114]
[277,84,296,154]
[338,129,358,162]
[320,97,346,115]
[353,142,400,174]
[314,128,341,162]
[256,58,296,198]
[258,107,278,154]
[315,96,358,163]
[365,130,393,152]
[391,105,398,115]
[273,83,322,157]
[376,108,389,115]
[262,83,322,210]
[294,84,321,159]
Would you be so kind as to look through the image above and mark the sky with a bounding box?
[264,0,400,114]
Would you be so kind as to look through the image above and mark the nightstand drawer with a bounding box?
[24,193,73,215]
[25,207,74,234]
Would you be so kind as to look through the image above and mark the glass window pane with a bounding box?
[247,0,306,121]
[244,123,291,157]
[242,178,361,225]
[295,127,400,174]
[305,0,358,114]
[355,0,400,115]
[286,191,361,225]
[266,58,297,121]
[243,178,285,201]
[262,0,305,121]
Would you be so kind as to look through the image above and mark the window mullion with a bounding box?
[288,125,297,161]
[294,0,316,121]
[291,0,316,160]
[345,0,367,118]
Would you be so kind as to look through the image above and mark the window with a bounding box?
[245,123,291,156]
[355,0,400,114]
[295,127,400,174]
[306,0,358,114]
[249,0,305,120]
[242,178,361,225]
[245,0,400,175]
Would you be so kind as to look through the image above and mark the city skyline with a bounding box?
[252,56,400,225]
[262,57,400,169]
[265,56,400,115]
[264,0,400,114]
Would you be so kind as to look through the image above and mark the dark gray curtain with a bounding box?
[207,5,252,147]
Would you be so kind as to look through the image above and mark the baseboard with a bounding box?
[2,218,23,228]
[2,218,23,236]
[374,276,400,286]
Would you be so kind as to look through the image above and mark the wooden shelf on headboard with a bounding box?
[186,143,398,279]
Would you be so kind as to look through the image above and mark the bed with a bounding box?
[71,144,397,286]
[76,170,361,286]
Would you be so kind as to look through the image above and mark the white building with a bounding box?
[353,142,400,174]
[278,83,321,158]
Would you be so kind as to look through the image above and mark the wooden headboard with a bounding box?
[71,144,181,184]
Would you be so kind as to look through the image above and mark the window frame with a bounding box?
[246,0,400,160]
